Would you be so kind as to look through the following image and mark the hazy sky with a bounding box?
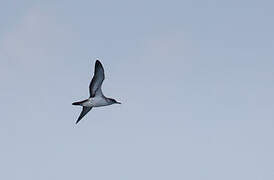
[1,1,274,180]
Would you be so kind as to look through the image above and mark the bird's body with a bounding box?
[72,60,121,124]
[74,96,111,107]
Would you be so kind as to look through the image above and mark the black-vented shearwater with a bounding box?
[72,60,121,124]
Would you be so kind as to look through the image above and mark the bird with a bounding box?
[72,60,121,124]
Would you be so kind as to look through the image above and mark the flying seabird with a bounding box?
[72,60,121,124]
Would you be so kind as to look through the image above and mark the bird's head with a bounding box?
[108,98,121,105]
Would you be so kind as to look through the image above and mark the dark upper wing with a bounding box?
[75,107,92,124]
[89,60,105,97]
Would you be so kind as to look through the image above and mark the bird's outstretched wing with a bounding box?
[75,107,92,124]
[89,60,105,97]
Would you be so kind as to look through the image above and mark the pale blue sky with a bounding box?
[1,1,274,180]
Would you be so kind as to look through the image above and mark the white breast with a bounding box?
[90,96,109,107]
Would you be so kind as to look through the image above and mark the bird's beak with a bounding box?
[116,102,122,104]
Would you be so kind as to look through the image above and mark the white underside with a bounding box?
[82,97,110,107]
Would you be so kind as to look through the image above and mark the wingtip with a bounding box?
[95,60,104,69]
[96,59,101,64]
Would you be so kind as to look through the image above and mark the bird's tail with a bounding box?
[72,99,88,106]
[72,101,82,106]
